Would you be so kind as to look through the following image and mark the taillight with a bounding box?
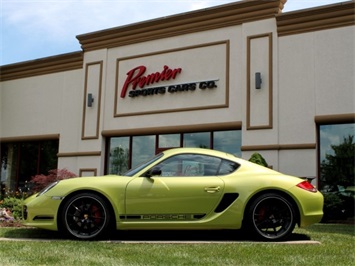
[296,180,317,193]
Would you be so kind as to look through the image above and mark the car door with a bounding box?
[124,154,225,221]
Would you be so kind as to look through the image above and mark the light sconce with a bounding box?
[87,93,94,107]
[255,72,262,89]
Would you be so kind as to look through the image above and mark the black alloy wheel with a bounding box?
[247,193,296,241]
[61,193,111,240]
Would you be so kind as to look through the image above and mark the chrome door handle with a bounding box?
[204,186,220,193]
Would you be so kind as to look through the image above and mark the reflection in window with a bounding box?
[320,123,355,190]
[159,134,180,148]
[183,132,210,148]
[132,135,155,168]
[214,130,242,156]
[219,160,240,175]
[154,154,222,177]
[0,140,58,192]
[105,130,242,174]
[107,137,129,175]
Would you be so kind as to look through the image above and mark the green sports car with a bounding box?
[23,148,323,241]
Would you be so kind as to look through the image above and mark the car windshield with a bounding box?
[123,153,164,176]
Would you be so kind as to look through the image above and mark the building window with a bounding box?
[319,123,355,193]
[106,130,241,174]
[183,132,210,148]
[0,140,59,192]
[213,130,242,157]
[158,134,180,148]
[132,135,156,168]
[107,137,130,175]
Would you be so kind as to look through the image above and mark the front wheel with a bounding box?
[61,192,112,240]
[246,193,296,241]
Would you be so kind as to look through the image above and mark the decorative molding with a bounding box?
[241,143,316,151]
[0,134,60,143]
[114,41,230,117]
[77,1,284,51]
[102,121,242,137]
[246,33,273,130]
[79,168,98,177]
[277,1,355,36]
[0,52,83,81]
[57,151,101,157]
[81,61,103,140]
[315,113,355,124]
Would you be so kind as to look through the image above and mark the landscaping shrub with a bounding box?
[0,197,23,220]
[249,152,268,167]
[0,168,77,226]
[322,192,355,222]
[30,168,77,192]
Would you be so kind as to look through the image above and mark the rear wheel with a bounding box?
[246,193,296,241]
[61,192,111,240]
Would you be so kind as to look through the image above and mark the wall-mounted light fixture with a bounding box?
[255,72,262,89]
[87,93,94,107]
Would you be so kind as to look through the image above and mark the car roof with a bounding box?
[161,147,237,161]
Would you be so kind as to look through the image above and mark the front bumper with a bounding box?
[23,194,63,231]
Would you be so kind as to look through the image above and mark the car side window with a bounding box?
[218,159,240,175]
[153,154,222,177]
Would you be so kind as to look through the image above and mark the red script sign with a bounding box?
[120,65,182,98]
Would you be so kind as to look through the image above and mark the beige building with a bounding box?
[0,0,354,193]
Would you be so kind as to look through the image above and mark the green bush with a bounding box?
[321,192,354,222]
[0,197,23,220]
[249,152,268,167]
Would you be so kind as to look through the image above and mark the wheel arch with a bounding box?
[242,189,301,227]
[57,189,117,232]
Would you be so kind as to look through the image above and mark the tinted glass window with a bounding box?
[183,132,210,148]
[132,135,155,168]
[218,159,240,175]
[214,130,242,156]
[153,154,221,177]
[159,134,180,148]
[107,137,130,175]
[319,123,355,192]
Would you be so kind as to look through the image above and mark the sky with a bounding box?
[0,0,347,66]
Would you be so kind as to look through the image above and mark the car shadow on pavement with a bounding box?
[2,227,311,242]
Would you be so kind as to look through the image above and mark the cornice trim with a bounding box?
[102,121,242,137]
[77,0,284,51]
[0,51,83,81]
[0,134,60,143]
[277,1,355,36]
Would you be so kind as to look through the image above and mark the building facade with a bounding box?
[1,0,354,194]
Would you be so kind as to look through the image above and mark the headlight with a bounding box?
[36,181,59,197]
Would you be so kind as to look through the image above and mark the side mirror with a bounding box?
[146,167,162,178]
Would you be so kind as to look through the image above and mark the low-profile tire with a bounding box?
[61,192,112,240]
[246,193,296,241]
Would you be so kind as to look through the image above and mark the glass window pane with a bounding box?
[183,132,210,148]
[158,134,180,148]
[153,154,221,177]
[19,143,39,189]
[132,135,155,168]
[213,130,242,157]
[0,143,19,192]
[107,137,130,175]
[39,140,59,174]
[218,159,240,175]
[320,123,355,191]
